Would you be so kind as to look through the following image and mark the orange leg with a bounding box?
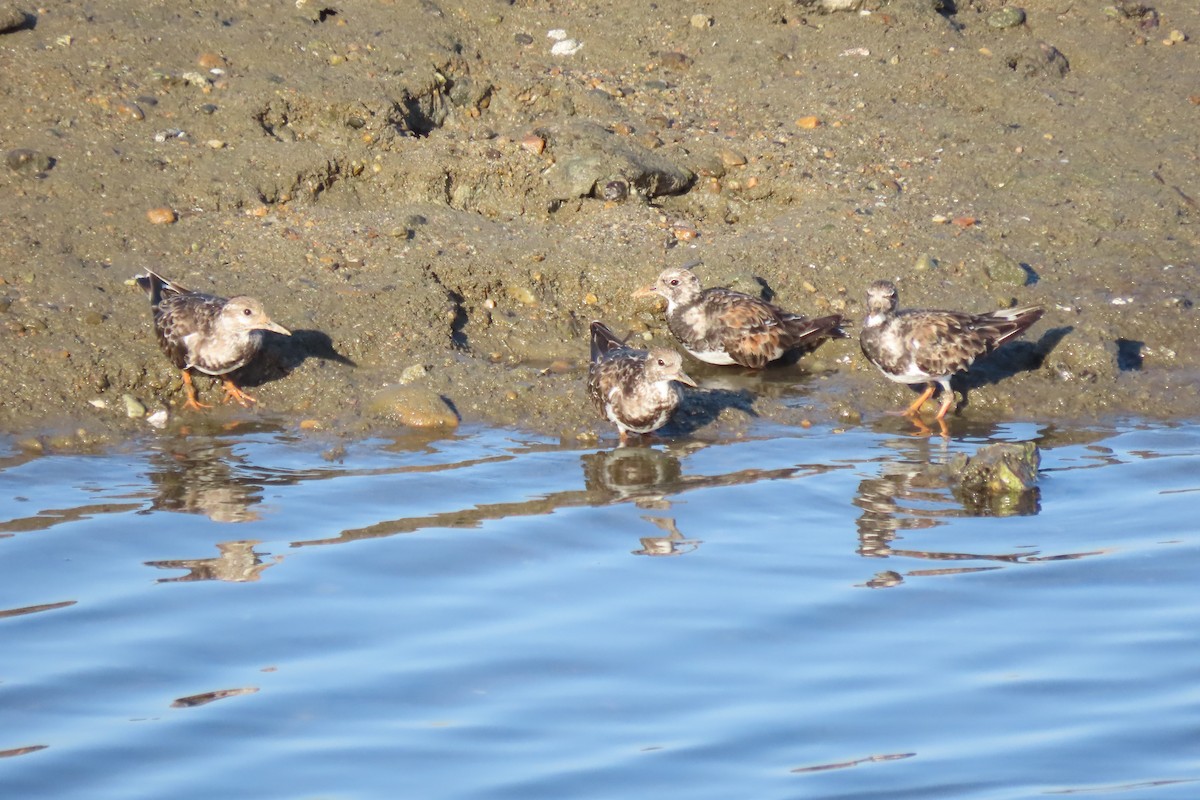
[902,384,937,417]
[908,414,950,439]
[220,378,259,407]
[180,371,212,411]
[934,392,956,420]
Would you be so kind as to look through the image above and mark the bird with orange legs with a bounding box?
[136,271,291,411]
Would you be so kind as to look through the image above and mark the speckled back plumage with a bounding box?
[639,267,845,368]
[859,280,1044,384]
[587,321,695,437]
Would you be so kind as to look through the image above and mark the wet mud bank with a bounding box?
[0,0,1197,448]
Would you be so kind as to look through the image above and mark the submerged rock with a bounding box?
[952,442,1040,515]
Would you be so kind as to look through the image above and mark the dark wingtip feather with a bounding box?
[816,313,851,339]
[590,321,627,362]
[135,271,167,305]
[989,306,1045,347]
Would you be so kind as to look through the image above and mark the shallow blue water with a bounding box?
[2,420,1199,799]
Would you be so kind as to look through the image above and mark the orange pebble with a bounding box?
[146,207,176,225]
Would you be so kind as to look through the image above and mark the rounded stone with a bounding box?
[367,385,459,429]
[6,148,52,175]
[987,7,1026,29]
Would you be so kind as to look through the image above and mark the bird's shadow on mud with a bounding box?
[661,386,758,436]
[231,329,356,388]
[955,325,1072,411]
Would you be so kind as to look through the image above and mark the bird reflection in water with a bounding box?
[145,539,277,583]
[632,516,701,557]
[580,443,685,509]
[145,437,264,523]
[852,433,1094,587]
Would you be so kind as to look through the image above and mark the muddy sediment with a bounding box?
[0,0,1197,447]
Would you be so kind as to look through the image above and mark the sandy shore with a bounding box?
[1,0,1197,447]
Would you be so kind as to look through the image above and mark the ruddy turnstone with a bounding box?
[859,280,1044,420]
[588,321,697,442]
[633,266,846,368]
[136,270,291,411]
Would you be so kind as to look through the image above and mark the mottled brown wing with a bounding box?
[900,311,991,377]
[706,289,787,368]
[155,293,226,370]
[588,348,640,416]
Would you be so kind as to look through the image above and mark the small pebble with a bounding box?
[914,253,938,271]
[659,51,692,71]
[514,32,534,46]
[5,147,52,175]
[520,133,545,154]
[181,71,210,88]
[399,364,428,384]
[508,286,537,305]
[719,148,747,167]
[795,116,821,129]
[690,13,713,28]
[206,139,226,149]
[550,38,582,56]
[986,7,1026,29]
[146,207,177,225]
[146,409,169,429]
[115,100,144,121]
[197,52,225,69]
[122,394,147,418]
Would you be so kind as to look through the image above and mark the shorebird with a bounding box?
[587,321,696,442]
[633,266,845,368]
[859,279,1043,421]
[136,271,291,410]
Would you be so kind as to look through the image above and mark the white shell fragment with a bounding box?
[550,38,583,56]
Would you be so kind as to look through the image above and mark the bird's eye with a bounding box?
[243,307,253,316]
[657,358,666,366]
[669,279,679,286]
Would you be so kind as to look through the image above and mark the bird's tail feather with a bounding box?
[981,306,1044,347]
[134,270,186,305]
[589,321,628,362]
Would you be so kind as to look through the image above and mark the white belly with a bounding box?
[686,347,735,366]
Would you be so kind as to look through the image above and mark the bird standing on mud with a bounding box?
[587,321,696,443]
[136,270,291,411]
[633,266,846,369]
[859,280,1044,422]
